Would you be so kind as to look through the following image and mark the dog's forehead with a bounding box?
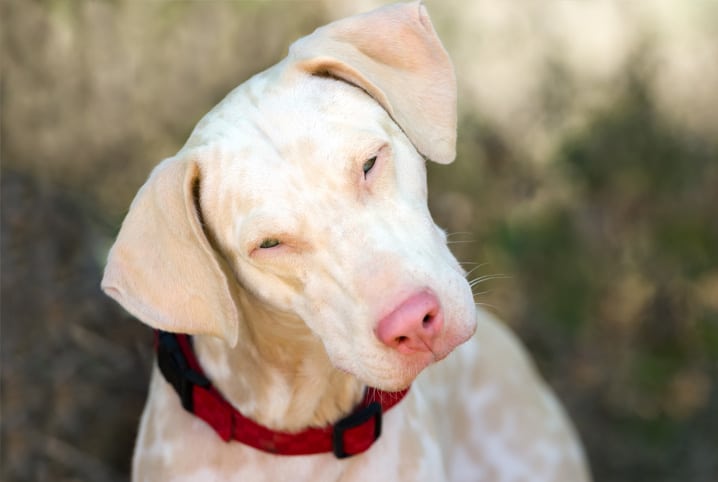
[250,77,388,163]
[198,75,393,204]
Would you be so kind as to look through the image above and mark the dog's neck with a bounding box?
[192,296,365,433]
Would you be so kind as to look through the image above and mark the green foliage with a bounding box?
[493,208,594,333]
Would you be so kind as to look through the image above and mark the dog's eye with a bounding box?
[362,156,377,177]
[259,238,281,249]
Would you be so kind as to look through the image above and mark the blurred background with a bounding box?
[2,0,717,480]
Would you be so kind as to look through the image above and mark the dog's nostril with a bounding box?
[376,291,443,353]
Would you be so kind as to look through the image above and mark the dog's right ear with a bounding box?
[101,156,240,347]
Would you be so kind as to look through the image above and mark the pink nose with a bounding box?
[375,291,443,354]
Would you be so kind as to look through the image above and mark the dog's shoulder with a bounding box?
[417,310,591,481]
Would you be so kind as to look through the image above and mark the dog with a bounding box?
[102,2,591,480]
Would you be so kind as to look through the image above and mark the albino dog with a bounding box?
[102,2,591,481]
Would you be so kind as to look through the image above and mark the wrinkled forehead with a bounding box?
[199,75,394,207]
[258,75,391,149]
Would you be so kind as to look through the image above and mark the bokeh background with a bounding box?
[2,0,717,480]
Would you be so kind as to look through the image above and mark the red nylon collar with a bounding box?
[155,331,409,458]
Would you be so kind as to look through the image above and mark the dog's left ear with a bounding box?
[289,1,457,164]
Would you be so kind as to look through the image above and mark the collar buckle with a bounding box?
[156,330,210,412]
[332,401,382,458]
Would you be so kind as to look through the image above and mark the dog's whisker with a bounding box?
[475,301,501,314]
[463,263,491,278]
[468,274,511,287]
[445,231,473,239]
[447,239,476,245]
[445,231,475,246]
[471,289,492,297]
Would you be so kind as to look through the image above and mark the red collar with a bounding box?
[155,330,409,458]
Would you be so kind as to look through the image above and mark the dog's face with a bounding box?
[196,76,476,390]
[102,2,476,391]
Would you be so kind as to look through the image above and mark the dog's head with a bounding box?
[102,1,476,391]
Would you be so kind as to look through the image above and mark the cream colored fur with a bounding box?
[102,2,591,481]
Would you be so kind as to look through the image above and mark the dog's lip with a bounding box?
[432,349,451,362]
[432,322,476,359]
[330,319,475,389]
[333,349,435,391]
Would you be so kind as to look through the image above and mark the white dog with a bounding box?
[102,2,591,481]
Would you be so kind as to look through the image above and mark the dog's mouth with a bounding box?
[331,338,460,392]
[378,318,477,390]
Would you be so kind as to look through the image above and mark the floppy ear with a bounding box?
[288,1,457,164]
[101,156,240,346]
